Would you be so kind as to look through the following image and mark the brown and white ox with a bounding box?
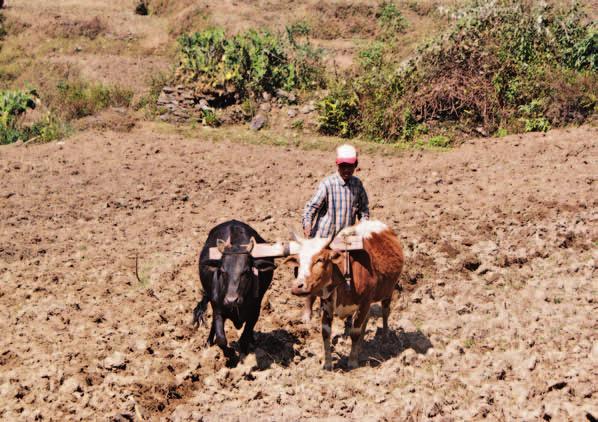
[283,220,404,370]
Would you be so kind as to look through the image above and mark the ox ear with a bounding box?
[245,237,256,253]
[216,238,230,254]
[202,259,221,272]
[253,259,276,273]
[282,255,299,268]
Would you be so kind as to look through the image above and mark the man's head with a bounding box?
[336,144,358,182]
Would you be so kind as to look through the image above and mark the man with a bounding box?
[299,144,370,322]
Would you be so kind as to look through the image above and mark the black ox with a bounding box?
[192,220,276,357]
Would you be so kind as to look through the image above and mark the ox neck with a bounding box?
[318,262,349,298]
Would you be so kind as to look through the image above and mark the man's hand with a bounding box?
[303,227,311,238]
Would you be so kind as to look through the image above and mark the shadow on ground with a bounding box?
[333,328,433,370]
[228,329,300,370]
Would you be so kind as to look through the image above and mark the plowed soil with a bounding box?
[1,124,596,421]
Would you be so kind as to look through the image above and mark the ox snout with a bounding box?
[291,279,311,296]
[224,294,243,307]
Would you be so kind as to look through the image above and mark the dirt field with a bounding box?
[1,123,596,420]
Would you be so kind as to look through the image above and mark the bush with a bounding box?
[0,89,37,144]
[201,109,220,127]
[175,28,324,104]
[317,83,360,138]
[136,71,171,116]
[55,80,133,120]
[428,135,451,147]
[317,0,597,142]
[377,1,408,39]
[24,113,70,142]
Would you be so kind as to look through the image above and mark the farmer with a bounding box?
[298,144,370,323]
[302,143,370,239]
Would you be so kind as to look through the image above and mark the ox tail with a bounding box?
[192,294,209,328]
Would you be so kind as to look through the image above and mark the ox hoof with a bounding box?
[348,359,359,369]
[323,361,333,371]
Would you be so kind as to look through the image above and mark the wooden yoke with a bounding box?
[208,235,363,260]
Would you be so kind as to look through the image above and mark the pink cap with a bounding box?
[335,144,358,164]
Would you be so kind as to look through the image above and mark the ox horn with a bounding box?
[245,237,256,253]
[216,237,231,254]
[324,236,333,249]
[289,227,304,244]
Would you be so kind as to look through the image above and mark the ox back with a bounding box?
[193,220,275,358]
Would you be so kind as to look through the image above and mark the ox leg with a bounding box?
[213,312,227,347]
[321,299,334,370]
[207,320,216,345]
[381,298,391,336]
[212,311,235,358]
[302,294,316,324]
[343,316,353,337]
[239,310,259,355]
[348,307,370,369]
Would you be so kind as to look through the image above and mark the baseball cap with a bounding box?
[336,144,358,165]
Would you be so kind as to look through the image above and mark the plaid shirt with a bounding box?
[302,173,369,238]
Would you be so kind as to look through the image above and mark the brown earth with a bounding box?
[1,123,597,421]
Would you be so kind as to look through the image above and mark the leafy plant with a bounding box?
[428,135,451,148]
[316,0,596,142]
[136,71,171,116]
[376,1,408,39]
[317,84,360,138]
[495,127,508,137]
[201,109,220,127]
[24,113,70,142]
[176,28,324,106]
[55,80,133,120]
[0,89,37,144]
[291,119,304,130]
[358,42,385,69]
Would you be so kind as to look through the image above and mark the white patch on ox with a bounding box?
[352,220,388,239]
[297,237,331,281]
[335,303,359,318]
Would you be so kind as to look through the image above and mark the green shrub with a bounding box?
[316,0,597,142]
[317,84,360,138]
[24,113,70,142]
[56,80,133,120]
[401,108,428,141]
[175,28,324,104]
[291,119,304,130]
[377,1,408,39]
[358,42,385,69]
[0,90,70,144]
[0,89,36,144]
[428,135,451,147]
[523,117,551,132]
[495,127,508,137]
[201,109,220,127]
[136,71,171,116]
